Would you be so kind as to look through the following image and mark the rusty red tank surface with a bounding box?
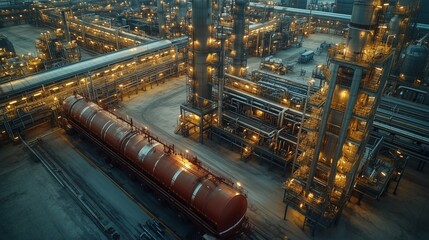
[62,95,248,238]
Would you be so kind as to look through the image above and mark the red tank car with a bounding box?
[62,95,248,238]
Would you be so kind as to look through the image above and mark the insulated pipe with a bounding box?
[226,74,300,100]
[367,136,384,161]
[277,108,286,128]
[248,19,278,32]
[226,90,283,115]
[257,82,293,98]
[47,10,152,43]
[229,96,280,116]
[224,86,306,116]
[396,85,427,96]
[275,127,287,145]
[223,113,277,137]
[225,73,255,86]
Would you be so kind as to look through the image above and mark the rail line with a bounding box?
[22,135,124,239]
[64,134,182,240]
[21,131,179,240]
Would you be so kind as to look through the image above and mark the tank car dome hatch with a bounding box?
[400,45,428,83]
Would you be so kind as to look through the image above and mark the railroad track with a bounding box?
[23,136,126,239]
[65,135,183,240]
[21,132,176,240]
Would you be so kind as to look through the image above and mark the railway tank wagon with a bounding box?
[62,95,248,238]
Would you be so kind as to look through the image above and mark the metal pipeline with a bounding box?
[224,85,307,116]
[226,92,300,134]
[248,19,278,32]
[396,85,427,95]
[45,10,153,43]
[223,112,277,137]
[277,108,286,128]
[367,136,384,162]
[229,95,280,116]
[225,73,255,85]
[226,90,282,115]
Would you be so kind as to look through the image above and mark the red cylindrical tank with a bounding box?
[62,95,247,237]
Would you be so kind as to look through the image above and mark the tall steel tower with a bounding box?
[228,0,249,77]
[284,0,394,232]
[179,0,220,143]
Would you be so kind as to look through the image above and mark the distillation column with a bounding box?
[284,0,394,230]
[61,10,71,42]
[157,0,167,38]
[177,0,188,29]
[229,0,248,77]
[191,0,214,105]
[178,0,218,143]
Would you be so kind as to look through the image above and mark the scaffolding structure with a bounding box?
[283,0,395,234]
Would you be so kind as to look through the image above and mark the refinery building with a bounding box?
[1,0,429,239]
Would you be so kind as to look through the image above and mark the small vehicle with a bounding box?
[260,56,287,75]
[298,50,314,64]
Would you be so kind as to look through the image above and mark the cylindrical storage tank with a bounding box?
[400,45,428,83]
[347,0,379,55]
[64,95,96,124]
[138,144,165,174]
[171,167,204,203]
[347,28,372,54]
[100,120,133,150]
[63,95,84,115]
[87,112,115,142]
[122,134,151,161]
[193,180,247,235]
[62,95,248,237]
[152,155,183,188]
[64,96,102,133]
[350,0,379,25]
